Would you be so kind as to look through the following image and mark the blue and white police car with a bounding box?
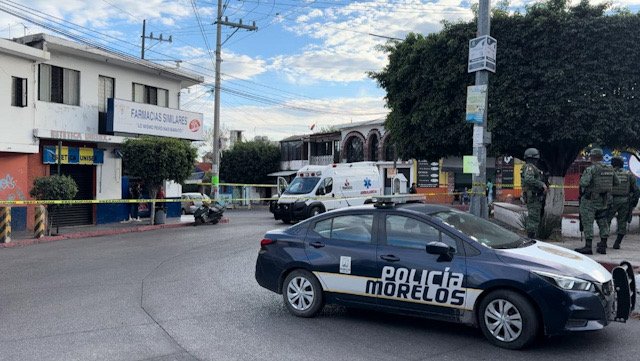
[255,199,635,349]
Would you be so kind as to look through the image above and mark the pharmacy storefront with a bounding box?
[29,101,203,227]
[35,130,127,226]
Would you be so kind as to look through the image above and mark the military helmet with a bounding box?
[611,156,624,168]
[589,148,604,157]
[524,148,540,160]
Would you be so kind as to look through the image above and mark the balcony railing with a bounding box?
[310,155,334,165]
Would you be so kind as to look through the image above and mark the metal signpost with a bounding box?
[467,0,495,219]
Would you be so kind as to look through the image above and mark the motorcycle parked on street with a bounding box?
[193,201,225,225]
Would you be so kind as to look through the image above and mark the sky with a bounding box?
[0,0,635,143]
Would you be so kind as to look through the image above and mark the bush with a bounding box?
[30,175,78,201]
[30,175,78,235]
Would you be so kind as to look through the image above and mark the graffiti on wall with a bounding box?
[0,173,26,201]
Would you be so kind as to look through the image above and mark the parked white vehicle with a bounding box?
[270,162,383,223]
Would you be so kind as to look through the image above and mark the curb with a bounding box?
[0,222,193,249]
[596,261,640,274]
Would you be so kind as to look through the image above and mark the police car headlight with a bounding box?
[532,270,594,292]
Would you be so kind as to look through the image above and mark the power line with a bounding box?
[190,0,216,68]
[0,0,386,118]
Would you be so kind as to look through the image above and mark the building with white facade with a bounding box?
[0,33,204,230]
[276,119,417,195]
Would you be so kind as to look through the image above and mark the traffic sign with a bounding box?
[468,35,496,73]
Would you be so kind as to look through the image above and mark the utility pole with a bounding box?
[140,19,172,59]
[211,0,257,199]
[470,0,491,218]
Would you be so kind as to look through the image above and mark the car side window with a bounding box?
[331,214,373,243]
[324,177,333,193]
[313,218,332,239]
[312,215,374,243]
[316,177,333,195]
[385,215,456,252]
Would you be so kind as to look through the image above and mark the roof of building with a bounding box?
[195,162,212,172]
[0,37,49,61]
[280,134,308,142]
[13,33,203,87]
[335,118,385,131]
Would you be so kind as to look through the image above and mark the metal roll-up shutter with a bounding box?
[50,165,93,226]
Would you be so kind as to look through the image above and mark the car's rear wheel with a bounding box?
[478,290,539,350]
[282,269,324,318]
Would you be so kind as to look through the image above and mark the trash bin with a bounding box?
[154,209,166,224]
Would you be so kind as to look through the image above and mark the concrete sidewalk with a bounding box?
[553,234,640,271]
[2,215,197,248]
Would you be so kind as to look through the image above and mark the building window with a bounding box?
[345,137,364,163]
[368,134,379,161]
[98,76,115,113]
[38,64,80,105]
[133,83,168,107]
[281,141,303,161]
[11,77,27,107]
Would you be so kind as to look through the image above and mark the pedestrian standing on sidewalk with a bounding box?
[486,179,494,204]
[575,148,619,255]
[608,156,639,249]
[128,181,141,222]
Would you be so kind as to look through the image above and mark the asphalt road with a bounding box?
[1,209,639,361]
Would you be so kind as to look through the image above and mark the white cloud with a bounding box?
[222,50,268,80]
[273,0,473,83]
[182,91,388,141]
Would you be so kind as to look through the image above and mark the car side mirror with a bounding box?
[317,188,325,196]
[426,241,454,262]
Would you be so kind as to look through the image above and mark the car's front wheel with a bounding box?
[478,290,539,350]
[282,269,324,318]
[309,206,323,217]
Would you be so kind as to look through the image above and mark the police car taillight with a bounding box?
[260,238,276,247]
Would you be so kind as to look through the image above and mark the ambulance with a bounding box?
[270,162,383,223]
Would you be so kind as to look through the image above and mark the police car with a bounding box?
[255,199,635,349]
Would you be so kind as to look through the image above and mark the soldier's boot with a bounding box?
[613,234,624,250]
[527,231,535,239]
[575,239,593,255]
[596,238,608,255]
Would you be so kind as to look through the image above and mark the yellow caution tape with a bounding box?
[200,182,276,188]
[0,191,489,206]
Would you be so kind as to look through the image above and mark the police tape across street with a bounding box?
[0,182,584,206]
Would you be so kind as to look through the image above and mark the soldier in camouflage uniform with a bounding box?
[521,148,547,238]
[575,148,619,255]
[608,156,640,249]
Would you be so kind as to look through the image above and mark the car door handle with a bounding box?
[380,254,400,262]
[310,241,325,248]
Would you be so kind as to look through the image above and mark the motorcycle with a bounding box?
[193,201,225,225]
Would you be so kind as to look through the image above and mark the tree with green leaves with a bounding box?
[122,136,197,224]
[220,140,281,185]
[370,0,640,218]
[30,175,78,235]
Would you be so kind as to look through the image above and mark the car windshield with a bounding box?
[431,210,527,249]
[284,177,320,195]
